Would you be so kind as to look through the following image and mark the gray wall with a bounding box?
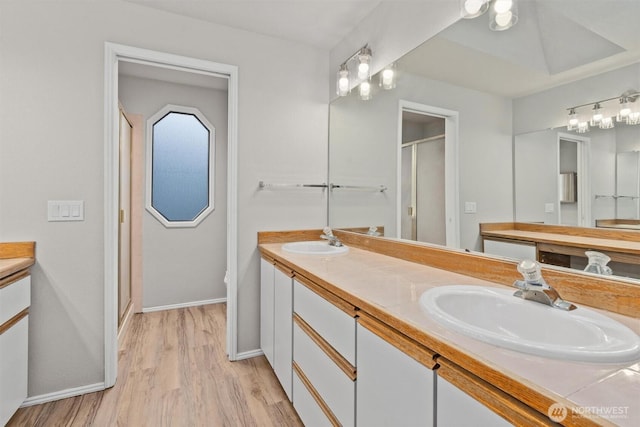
[119,75,228,309]
[329,72,514,251]
[0,1,328,397]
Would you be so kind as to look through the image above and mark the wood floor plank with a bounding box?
[8,304,302,427]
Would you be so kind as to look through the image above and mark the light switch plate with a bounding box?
[464,201,477,213]
[48,200,84,221]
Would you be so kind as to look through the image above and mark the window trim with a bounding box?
[145,104,215,228]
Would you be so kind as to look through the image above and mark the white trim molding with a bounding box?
[145,104,216,228]
[21,383,106,407]
[142,298,227,313]
[397,100,460,248]
[104,42,239,390]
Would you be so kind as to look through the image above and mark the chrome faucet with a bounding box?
[320,227,343,247]
[512,260,577,311]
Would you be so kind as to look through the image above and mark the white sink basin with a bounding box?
[420,285,640,363]
[282,241,349,255]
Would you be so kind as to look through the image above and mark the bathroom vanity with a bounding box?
[258,230,640,426]
[0,242,34,426]
[480,222,640,272]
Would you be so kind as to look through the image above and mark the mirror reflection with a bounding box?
[328,0,640,282]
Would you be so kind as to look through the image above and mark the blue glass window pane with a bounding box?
[152,112,210,222]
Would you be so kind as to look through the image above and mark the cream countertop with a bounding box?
[260,242,640,427]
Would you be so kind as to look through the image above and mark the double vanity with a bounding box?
[0,242,34,425]
[259,229,640,426]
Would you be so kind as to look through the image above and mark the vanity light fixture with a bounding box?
[567,90,639,133]
[336,44,374,98]
[461,0,518,31]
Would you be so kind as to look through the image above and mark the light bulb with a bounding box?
[358,62,370,80]
[494,11,512,27]
[357,47,372,80]
[336,67,350,97]
[599,117,614,129]
[628,112,640,125]
[359,81,372,101]
[567,109,579,130]
[577,122,590,133]
[590,103,603,125]
[464,0,483,15]
[379,64,396,90]
[494,0,513,14]
[617,98,632,122]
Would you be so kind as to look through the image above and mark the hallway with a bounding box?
[9,304,302,426]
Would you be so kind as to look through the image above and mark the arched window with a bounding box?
[146,105,215,227]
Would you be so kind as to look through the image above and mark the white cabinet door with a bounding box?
[0,315,29,426]
[437,374,512,427]
[356,322,435,427]
[260,258,275,367]
[274,268,293,401]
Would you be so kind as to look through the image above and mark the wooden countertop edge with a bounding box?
[481,222,640,242]
[0,242,36,259]
[481,229,640,255]
[258,241,618,426]
[0,258,35,282]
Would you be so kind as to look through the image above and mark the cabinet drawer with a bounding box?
[0,275,30,326]
[293,279,355,365]
[292,369,334,427]
[293,321,355,427]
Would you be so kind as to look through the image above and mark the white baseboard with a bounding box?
[234,349,264,360]
[142,297,226,313]
[21,382,106,407]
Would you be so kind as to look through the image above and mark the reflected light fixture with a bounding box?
[590,103,603,126]
[567,90,639,132]
[357,46,372,80]
[335,44,391,101]
[461,0,489,18]
[359,81,372,101]
[490,0,518,31]
[379,63,396,90]
[336,63,350,97]
[461,0,518,31]
[336,44,373,98]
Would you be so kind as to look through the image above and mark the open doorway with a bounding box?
[397,101,459,248]
[557,133,591,226]
[400,112,446,244]
[105,43,239,388]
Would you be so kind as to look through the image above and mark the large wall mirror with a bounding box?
[328,0,640,282]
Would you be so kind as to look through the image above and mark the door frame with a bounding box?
[104,42,239,387]
[397,100,460,248]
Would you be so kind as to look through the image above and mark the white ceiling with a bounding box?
[398,0,640,98]
[124,0,383,49]
[121,1,640,98]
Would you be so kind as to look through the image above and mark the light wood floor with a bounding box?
[9,304,303,426]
